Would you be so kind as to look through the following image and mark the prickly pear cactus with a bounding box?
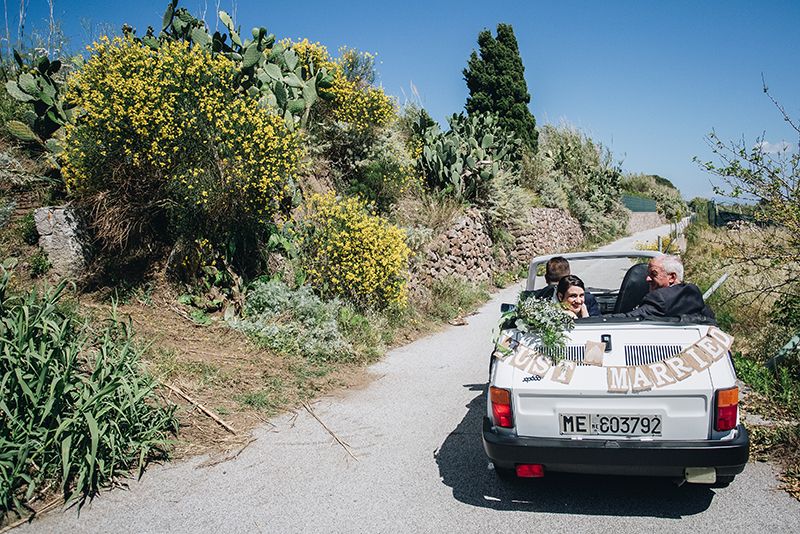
[154,1,330,130]
[417,111,521,201]
[4,51,72,141]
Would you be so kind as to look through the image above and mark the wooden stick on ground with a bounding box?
[302,402,358,461]
[164,383,237,435]
[0,498,61,534]
[196,437,256,469]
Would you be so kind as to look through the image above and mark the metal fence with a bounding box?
[706,201,756,227]
[622,194,657,212]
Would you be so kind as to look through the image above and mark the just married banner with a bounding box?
[494,327,734,393]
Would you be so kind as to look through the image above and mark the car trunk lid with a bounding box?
[508,324,714,440]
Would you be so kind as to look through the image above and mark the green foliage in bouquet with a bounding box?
[499,294,574,353]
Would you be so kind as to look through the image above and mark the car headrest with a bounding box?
[614,262,650,314]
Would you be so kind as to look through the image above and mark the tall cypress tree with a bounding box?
[464,23,538,153]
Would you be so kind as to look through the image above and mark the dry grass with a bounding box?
[684,225,796,358]
[391,189,465,235]
[684,222,800,500]
[89,272,495,459]
[106,289,376,458]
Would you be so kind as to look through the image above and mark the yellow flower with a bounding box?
[299,192,410,308]
[62,37,303,233]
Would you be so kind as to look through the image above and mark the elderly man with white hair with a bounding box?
[622,254,715,319]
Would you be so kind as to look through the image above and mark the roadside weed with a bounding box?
[0,270,176,514]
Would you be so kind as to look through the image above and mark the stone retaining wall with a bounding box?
[419,208,496,283]
[411,207,584,288]
[627,211,666,234]
[506,208,583,267]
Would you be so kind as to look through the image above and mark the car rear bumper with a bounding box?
[483,417,750,477]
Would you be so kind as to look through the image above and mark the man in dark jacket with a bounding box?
[624,255,714,319]
[533,256,601,316]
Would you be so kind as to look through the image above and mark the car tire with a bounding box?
[711,475,735,488]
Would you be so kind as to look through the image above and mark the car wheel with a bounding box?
[711,475,735,488]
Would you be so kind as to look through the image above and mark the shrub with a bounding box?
[286,38,338,74]
[231,278,354,363]
[522,124,628,243]
[284,39,395,132]
[0,89,28,135]
[299,192,410,308]
[0,271,176,513]
[326,75,395,131]
[347,126,420,212]
[298,43,402,207]
[28,248,51,277]
[417,111,521,202]
[427,275,491,322]
[0,199,13,229]
[621,173,687,220]
[232,278,387,364]
[62,37,302,258]
[18,212,38,245]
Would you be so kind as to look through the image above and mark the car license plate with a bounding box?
[559,414,662,436]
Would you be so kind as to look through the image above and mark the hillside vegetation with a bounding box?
[0,1,680,517]
[684,90,800,497]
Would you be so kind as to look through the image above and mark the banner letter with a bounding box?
[682,346,713,371]
[607,367,631,393]
[645,361,677,387]
[629,366,654,392]
[552,360,577,384]
[529,354,552,377]
[665,356,694,381]
[707,327,734,350]
[584,340,605,367]
[696,337,727,361]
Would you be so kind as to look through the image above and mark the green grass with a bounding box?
[179,360,229,387]
[0,272,176,515]
[28,248,51,277]
[17,212,38,245]
[236,377,285,412]
[112,281,154,306]
[492,265,526,288]
[428,275,491,322]
[146,347,180,381]
[237,391,276,411]
[734,354,800,418]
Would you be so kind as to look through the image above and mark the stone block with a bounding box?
[34,206,89,278]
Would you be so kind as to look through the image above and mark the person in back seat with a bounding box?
[534,256,600,316]
[556,275,589,318]
[621,255,714,319]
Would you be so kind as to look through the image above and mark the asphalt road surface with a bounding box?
[23,222,800,533]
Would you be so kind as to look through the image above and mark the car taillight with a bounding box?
[516,464,545,478]
[490,386,513,428]
[715,386,739,431]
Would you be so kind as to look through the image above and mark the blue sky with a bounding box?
[10,0,800,199]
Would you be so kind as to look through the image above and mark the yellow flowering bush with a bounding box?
[326,75,395,130]
[281,38,395,132]
[636,234,677,254]
[281,38,337,77]
[62,37,302,249]
[300,192,410,308]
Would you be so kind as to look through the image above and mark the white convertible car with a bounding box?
[483,251,749,486]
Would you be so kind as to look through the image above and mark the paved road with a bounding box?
[24,222,800,533]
